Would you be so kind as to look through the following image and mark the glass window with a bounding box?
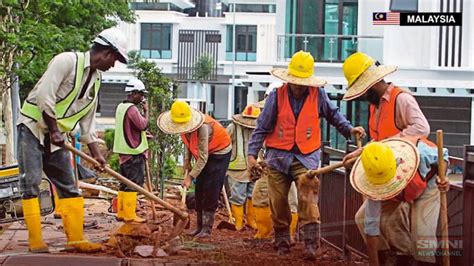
[234,4,276,13]
[284,0,358,62]
[390,0,418,12]
[140,23,172,59]
[226,25,257,61]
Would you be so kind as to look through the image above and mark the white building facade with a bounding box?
[102,0,474,156]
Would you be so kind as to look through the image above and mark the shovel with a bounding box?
[64,143,189,239]
[307,157,358,178]
[173,170,190,229]
[216,185,237,230]
[436,130,450,266]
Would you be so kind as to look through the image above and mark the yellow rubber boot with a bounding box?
[122,192,146,223]
[53,191,62,219]
[22,198,49,253]
[60,197,102,253]
[246,199,257,229]
[290,213,298,243]
[116,191,124,221]
[254,206,273,239]
[231,204,244,231]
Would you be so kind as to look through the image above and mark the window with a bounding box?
[390,0,418,12]
[140,23,172,59]
[285,0,358,62]
[235,4,276,13]
[226,25,257,61]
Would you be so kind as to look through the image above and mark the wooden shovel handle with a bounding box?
[436,130,450,266]
[64,143,188,220]
[307,157,357,178]
[181,170,188,209]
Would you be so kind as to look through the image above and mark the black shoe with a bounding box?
[194,210,214,239]
[187,211,202,237]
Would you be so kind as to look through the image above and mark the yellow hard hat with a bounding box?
[288,50,314,78]
[170,100,192,123]
[343,52,375,87]
[242,105,261,118]
[361,142,397,185]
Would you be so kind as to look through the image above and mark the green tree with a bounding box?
[193,53,214,81]
[0,0,135,163]
[127,51,182,191]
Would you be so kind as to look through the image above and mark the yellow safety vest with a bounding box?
[20,52,101,132]
[113,102,148,155]
[228,124,248,170]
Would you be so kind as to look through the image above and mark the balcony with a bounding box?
[277,34,383,63]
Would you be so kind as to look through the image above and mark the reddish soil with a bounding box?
[98,196,366,265]
[0,195,366,265]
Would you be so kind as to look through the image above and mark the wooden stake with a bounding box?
[145,158,157,220]
[437,130,450,266]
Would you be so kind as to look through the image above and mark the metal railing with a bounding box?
[277,34,383,63]
[319,141,468,264]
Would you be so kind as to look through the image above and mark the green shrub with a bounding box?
[104,129,115,150]
[108,153,120,172]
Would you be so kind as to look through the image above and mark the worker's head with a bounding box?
[90,28,128,71]
[271,50,326,93]
[361,142,397,185]
[349,138,420,201]
[125,78,147,104]
[342,52,397,103]
[242,104,261,119]
[157,100,205,134]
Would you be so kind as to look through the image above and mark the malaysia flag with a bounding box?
[373,12,400,25]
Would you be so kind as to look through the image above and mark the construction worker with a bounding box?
[342,52,438,264]
[252,83,299,242]
[342,52,430,139]
[226,104,259,231]
[113,78,149,223]
[158,101,231,238]
[349,138,450,266]
[17,28,128,253]
[247,51,366,260]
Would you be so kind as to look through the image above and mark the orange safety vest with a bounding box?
[369,86,404,141]
[181,115,231,159]
[395,137,438,202]
[265,84,321,154]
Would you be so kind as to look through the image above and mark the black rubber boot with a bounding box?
[188,211,202,237]
[195,210,215,238]
[302,223,319,261]
[273,227,290,256]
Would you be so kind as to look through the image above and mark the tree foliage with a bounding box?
[0,0,135,97]
[193,53,214,81]
[127,51,182,185]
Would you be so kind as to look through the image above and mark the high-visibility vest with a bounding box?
[265,83,321,154]
[228,124,251,170]
[369,86,404,141]
[181,115,231,159]
[20,52,101,132]
[395,137,437,202]
[113,103,149,155]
